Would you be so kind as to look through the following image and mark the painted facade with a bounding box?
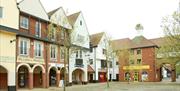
[68,12,90,85]
[0,0,19,91]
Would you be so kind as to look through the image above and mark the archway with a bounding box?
[0,65,8,90]
[176,61,180,82]
[33,66,43,88]
[72,69,85,84]
[18,65,29,88]
[160,63,172,82]
[49,67,57,86]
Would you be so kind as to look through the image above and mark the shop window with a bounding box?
[142,71,148,81]
[124,72,130,81]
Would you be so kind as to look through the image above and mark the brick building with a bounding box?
[112,36,158,82]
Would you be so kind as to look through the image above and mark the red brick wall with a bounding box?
[118,47,157,82]
[142,47,156,82]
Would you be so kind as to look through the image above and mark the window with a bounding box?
[116,62,119,65]
[109,62,113,68]
[137,59,141,64]
[90,47,93,52]
[103,49,106,55]
[50,45,56,59]
[101,60,107,68]
[60,47,65,61]
[130,50,134,55]
[89,59,93,65]
[80,20,82,26]
[20,40,28,55]
[35,21,41,37]
[20,16,29,29]
[130,60,134,64]
[35,42,42,57]
[51,28,56,40]
[137,49,141,54]
[142,71,148,81]
[75,59,83,67]
[125,72,130,81]
[0,7,3,18]
[76,51,78,58]
[80,50,82,58]
[60,28,65,40]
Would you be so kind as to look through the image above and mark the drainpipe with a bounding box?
[94,47,97,82]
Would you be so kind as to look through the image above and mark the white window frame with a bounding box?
[0,7,3,18]
[51,28,56,41]
[50,45,57,59]
[35,21,41,37]
[60,47,65,62]
[20,16,29,29]
[34,41,43,57]
[19,39,28,55]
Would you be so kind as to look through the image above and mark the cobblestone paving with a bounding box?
[19,82,180,91]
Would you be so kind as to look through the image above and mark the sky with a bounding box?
[24,0,180,39]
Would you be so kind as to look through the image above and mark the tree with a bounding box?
[161,11,180,58]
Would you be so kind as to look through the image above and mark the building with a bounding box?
[16,0,49,89]
[112,36,158,82]
[48,7,72,87]
[67,12,90,85]
[0,0,19,91]
[89,32,116,82]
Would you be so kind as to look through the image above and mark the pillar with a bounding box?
[29,72,33,89]
[42,73,46,88]
[56,71,60,87]
[171,65,176,82]
[46,73,49,88]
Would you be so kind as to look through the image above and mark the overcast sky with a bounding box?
[39,0,178,39]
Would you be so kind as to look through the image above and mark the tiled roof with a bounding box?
[48,7,60,17]
[111,36,158,50]
[150,37,165,47]
[90,32,105,47]
[131,36,157,48]
[111,38,132,50]
[67,12,81,25]
[88,65,95,72]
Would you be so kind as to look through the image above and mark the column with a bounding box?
[42,73,46,88]
[56,71,60,87]
[171,64,176,82]
[29,72,33,89]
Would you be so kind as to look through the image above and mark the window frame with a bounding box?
[137,49,141,55]
[35,21,41,37]
[20,16,29,29]
[50,45,57,59]
[34,42,42,57]
[20,40,28,55]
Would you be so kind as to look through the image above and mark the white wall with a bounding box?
[70,13,90,49]
[0,0,19,29]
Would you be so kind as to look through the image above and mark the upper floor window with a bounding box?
[103,49,106,55]
[130,50,134,55]
[137,49,141,54]
[35,21,41,37]
[137,59,141,64]
[0,7,3,18]
[76,50,83,58]
[60,28,65,40]
[89,59,93,65]
[90,47,93,53]
[80,20,82,26]
[116,61,119,65]
[101,60,107,68]
[51,28,56,40]
[35,42,42,57]
[20,40,28,55]
[80,50,82,58]
[50,45,57,59]
[60,47,65,62]
[20,16,29,29]
[129,60,134,64]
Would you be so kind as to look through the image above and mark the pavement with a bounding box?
[18,81,180,91]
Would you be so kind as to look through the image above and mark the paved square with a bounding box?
[19,82,180,91]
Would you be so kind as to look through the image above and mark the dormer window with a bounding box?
[80,20,82,26]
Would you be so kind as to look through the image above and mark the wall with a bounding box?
[0,31,16,86]
[0,0,19,29]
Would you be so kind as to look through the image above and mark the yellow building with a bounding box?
[0,0,19,91]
